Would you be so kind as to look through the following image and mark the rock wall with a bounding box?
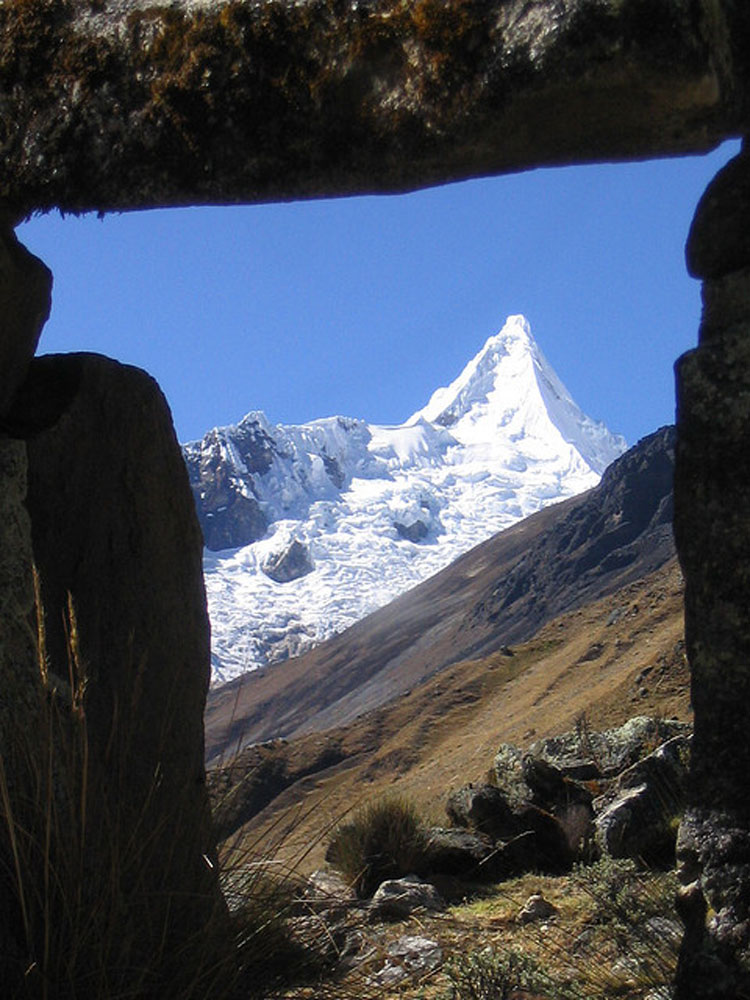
[674,145,750,999]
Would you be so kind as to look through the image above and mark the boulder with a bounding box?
[263,539,314,583]
[517,893,558,925]
[394,519,429,542]
[424,827,501,880]
[370,876,444,922]
[510,805,576,875]
[297,869,358,914]
[17,354,226,964]
[522,754,594,809]
[446,783,518,840]
[595,734,690,864]
[530,716,691,779]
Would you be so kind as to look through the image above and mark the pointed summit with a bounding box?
[411,315,538,428]
[410,315,626,476]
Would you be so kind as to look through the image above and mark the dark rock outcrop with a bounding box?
[15,353,226,962]
[455,718,696,875]
[185,424,269,551]
[595,734,690,864]
[446,783,518,841]
[422,827,500,880]
[263,539,314,583]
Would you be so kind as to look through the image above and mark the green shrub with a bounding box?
[445,947,583,1000]
[325,795,428,898]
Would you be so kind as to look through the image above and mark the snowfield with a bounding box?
[184,316,627,685]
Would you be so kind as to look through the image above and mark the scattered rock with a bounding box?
[369,934,442,985]
[370,876,444,922]
[517,893,558,924]
[262,539,314,583]
[293,869,358,916]
[394,519,429,542]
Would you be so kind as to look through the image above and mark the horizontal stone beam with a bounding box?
[0,0,745,219]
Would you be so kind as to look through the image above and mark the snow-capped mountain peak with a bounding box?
[411,315,624,476]
[412,315,537,428]
[184,316,627,684]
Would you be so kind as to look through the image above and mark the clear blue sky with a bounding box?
[19,140,739,447]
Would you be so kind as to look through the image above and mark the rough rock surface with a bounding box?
[483,719,695,872]
[423,827,500,880]
[0,0,742,218]
[674,147,750,998]
[0,439,39,752]
[263,539,314,583]
[0,228,51,416]
[370,876,444,922]
[446,783,518,840]
[184,422,269,551]
[518,893,559,924]
[369,935,443,986]
[16,354,225,954]
[594,735,690,863]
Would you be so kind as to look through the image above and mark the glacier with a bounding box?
[183,316,627,685]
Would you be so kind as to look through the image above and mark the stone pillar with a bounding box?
[0,226,52,986]
[0,226,51,752]
[674,146,750,998]
[0,227,52,743]
[10,352,229,985]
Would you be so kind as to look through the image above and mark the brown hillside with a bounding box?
[205,428,676,762]
[211,558,687,872]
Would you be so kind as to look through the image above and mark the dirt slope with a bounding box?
[211,558,688,870]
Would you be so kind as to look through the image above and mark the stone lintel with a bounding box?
[0,0,741,218]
